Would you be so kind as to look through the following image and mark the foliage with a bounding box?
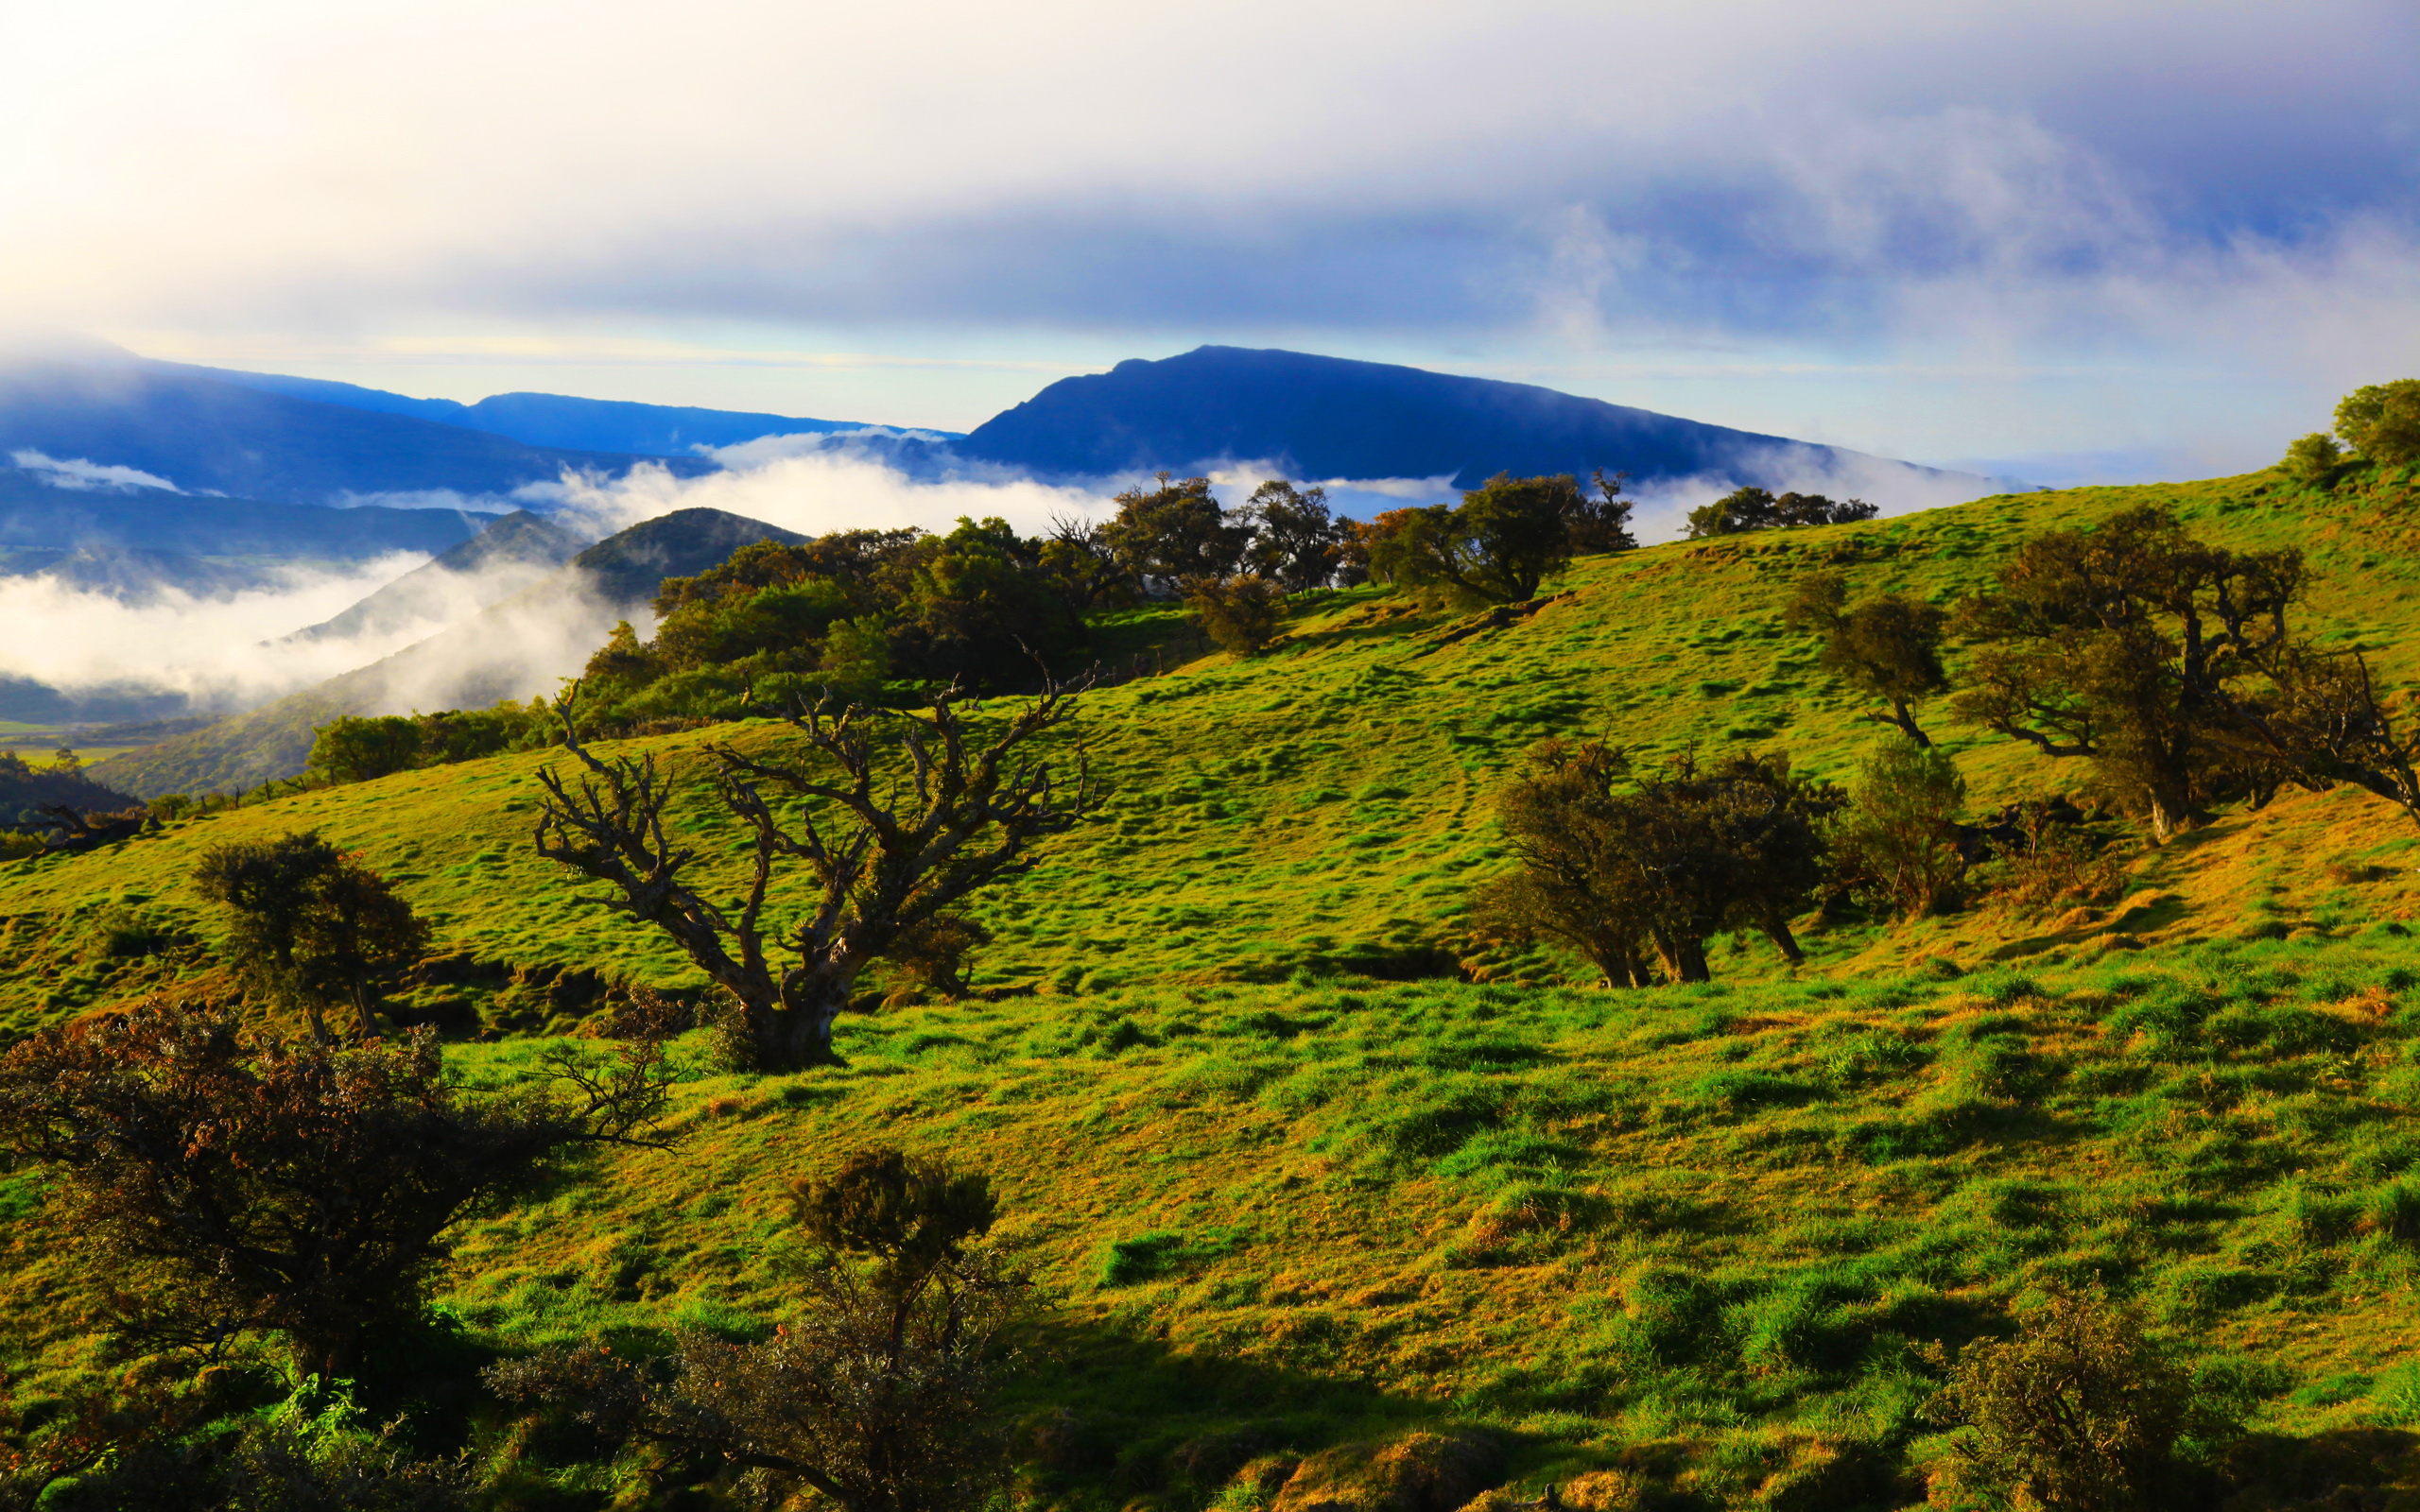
[1367,473,1580,608]
[1242,481,1353,592]
[1102,475,1254,590]
[1185,575,1289,656]
[1684,487,1879,538]
[48,1379,477,1511]
[1785,570,1950,746]
[305,716,423,786]
[1952,505,2304,839]
[1830,738,1968,919]
[0,998,673,1377]
[0,749,138,833]
[1931,1292,2241,1511]
[534,683,1092,1069]
[492,1149,1032,1512]
[1570,469,1640,555]
[2333,379,2420,467]
[192,832,432,1043]
[2281,431,2344,485]
[1977,801,2131,919]
[1472,740,1842,984]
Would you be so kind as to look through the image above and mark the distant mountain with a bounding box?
[0,465,496,557]
[94,507,808,798]
[147,363,950,456]
[0,354,709,507]
[958,345,1969,491]
[290,510,592,644]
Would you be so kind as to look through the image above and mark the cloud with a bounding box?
[0,553,460,712]
[9,450,182,494]
[540,444,1120,541]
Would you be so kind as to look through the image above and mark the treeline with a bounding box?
[284,467,1647,792]
[1479,493,2420,987]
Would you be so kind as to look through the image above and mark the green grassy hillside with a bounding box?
[8,470,2420,1507]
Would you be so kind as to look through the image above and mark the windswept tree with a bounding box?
[2227,643,2420,833]
[534,682,1093,1069]
[1685,488,1879,539]
[1099,474,1252,591]
[1784,571,1952,746]
[1242,481,1350,592]
[193,833,431,1044]
[493,1147,1034,1512]
[1371,472,1578,608]
[0,997,676,1380]
[1570,469,1640,555]
[1951,505,2303,839]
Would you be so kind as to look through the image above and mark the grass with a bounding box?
[6,466,2420,1504]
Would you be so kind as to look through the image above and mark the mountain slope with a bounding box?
[290,510,593,644]
[152,362,920,455]
[91,507,809,798]
[10,468,2420,1508]
[959,344,1977,492]
[0,356,707,506]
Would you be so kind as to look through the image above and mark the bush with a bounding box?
[2282,431,2344,484]
[0,999,673,1379]
[1980,804,2129,919]
[1186,575,1289,656]
[1832,738,1967,919]
[493,1147,1036,1512]
[1929,1292,2240,1511]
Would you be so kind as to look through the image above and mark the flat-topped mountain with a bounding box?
[959,344,1971,490]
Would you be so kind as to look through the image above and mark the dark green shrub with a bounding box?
[1931,1292,2242,1510]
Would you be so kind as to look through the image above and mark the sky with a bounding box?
[6,0,2417,484]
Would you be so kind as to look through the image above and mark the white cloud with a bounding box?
[0,553,444,710]
[9,449,182,493]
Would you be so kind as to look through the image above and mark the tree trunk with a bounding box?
[1650,931,1711,984]
[2144,783,2196,842]
[1756,906,1806,966]
[749,989,849,1071]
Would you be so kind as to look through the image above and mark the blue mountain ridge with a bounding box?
[959,345,1978,492]
[148,363,959,456]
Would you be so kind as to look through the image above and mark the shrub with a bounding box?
[2282,431,2344,484]
[1979,804,2129,919]
[193,831,431,1044]
[493,1147,1037,1512]
[1187,575,1289,656]
[1831,738,1967,919]
[0,998,674,1379]
[1929,1292,2240,1511]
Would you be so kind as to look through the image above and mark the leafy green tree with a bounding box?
[1830,739,1968,919]
[1377,473,1577,608]
[2333,379,2420,467]
[1242,481,1349,591]
[1952,506,2302,839]
[1473,741,1839,986]
[305,715,424,785]
[1571,469,1640,554]
[1100,474,1253,590]
[193,832,432,1043]
[1685,488,1879,538]
[492,1148,1033,1512]
[1785,571,1951,746]
[0,998,674,1381]
[2281,431,2344,485]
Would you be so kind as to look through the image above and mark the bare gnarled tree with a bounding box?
[534,681,1093,1069]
